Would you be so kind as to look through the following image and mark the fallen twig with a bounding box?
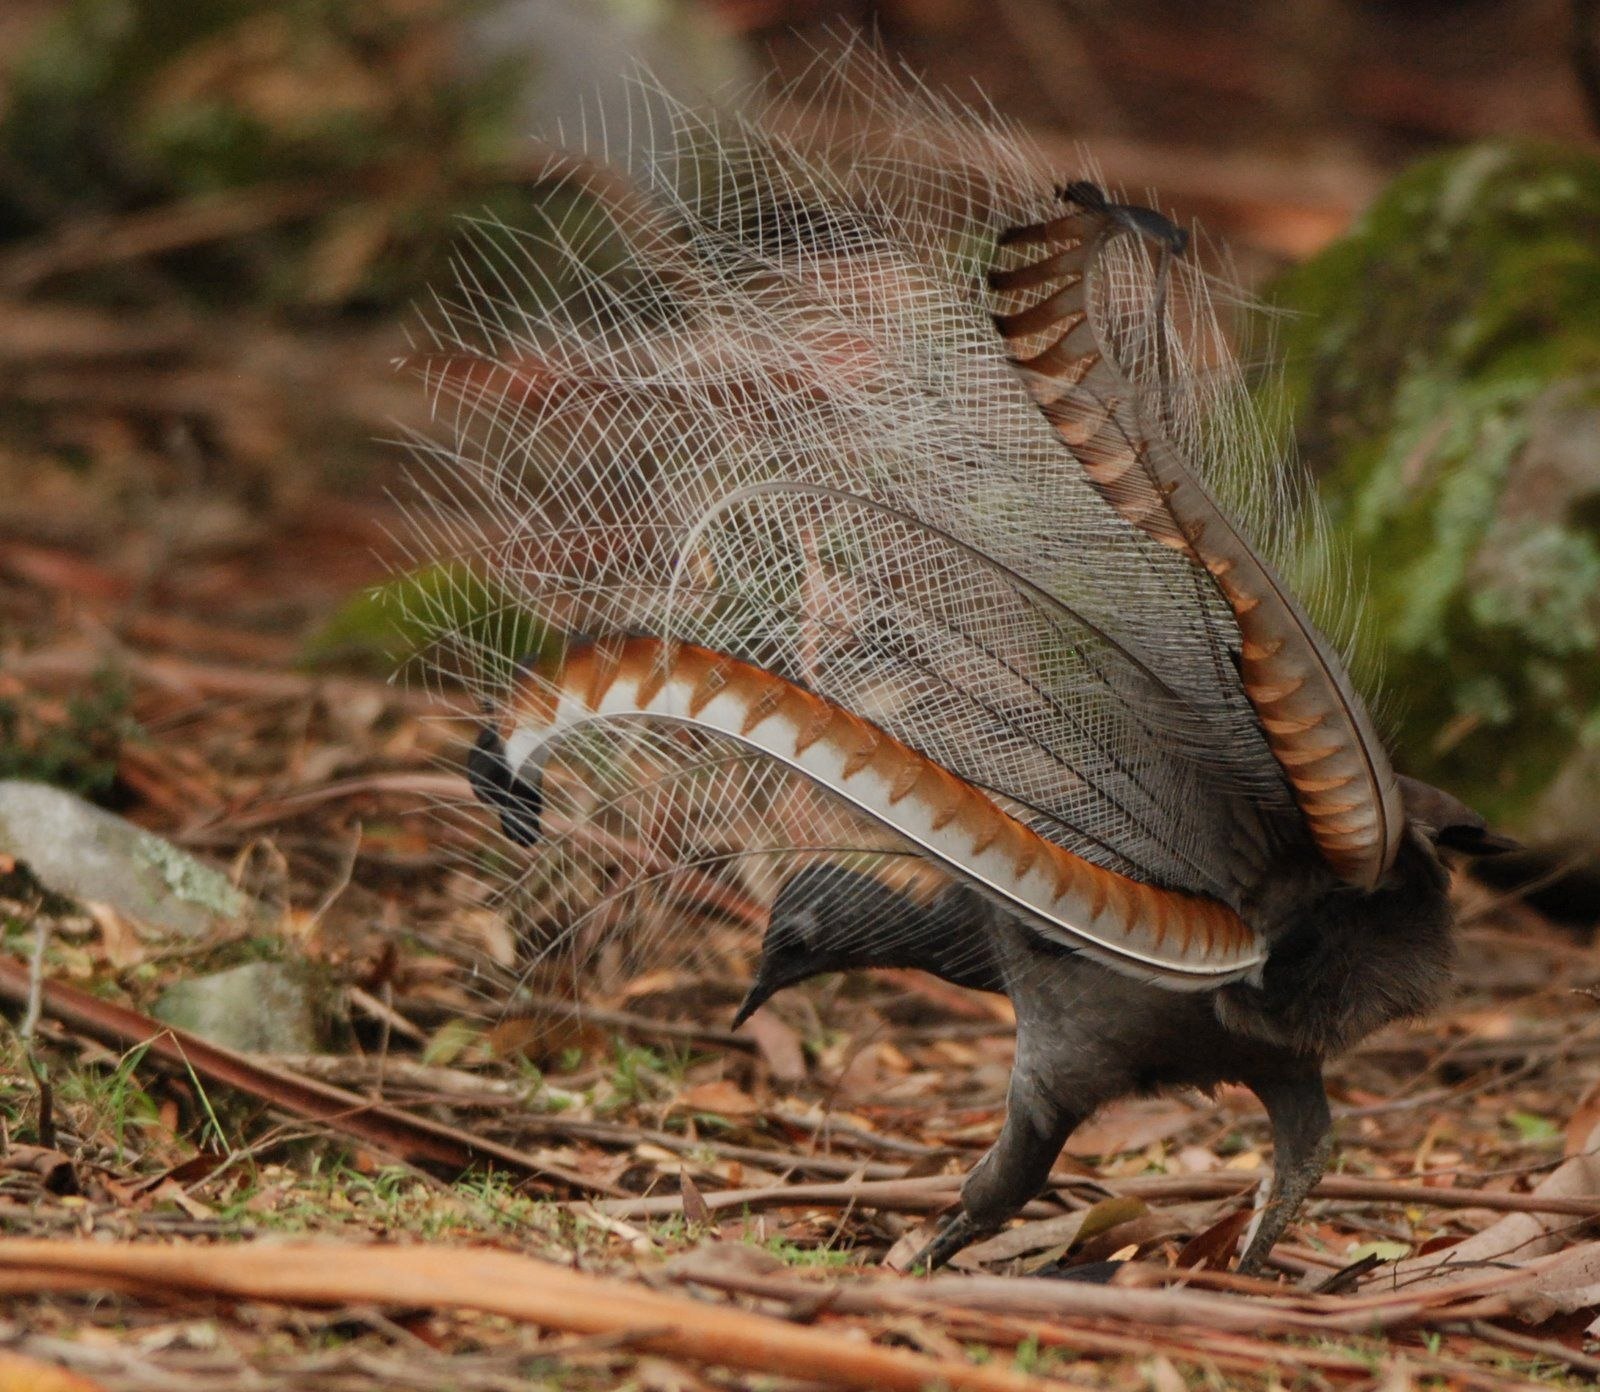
[583,1165,1600,1224]
[0,1239,1065,1392]
[0,182,339,292]
[8,644,450,716]
[278,1054,914,1181]
[668,1245,1582,1338]
[0,955,621,1198]
[1464,1316,1600,1379]
[586,1173,978,1220]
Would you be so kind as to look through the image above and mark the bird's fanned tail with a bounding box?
[398,42,1387,998]
[479,634,1261,985]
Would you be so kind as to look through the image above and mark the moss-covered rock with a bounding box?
[154,959,342,1054]
[0,779,258,940]
[1272,143,1600,840]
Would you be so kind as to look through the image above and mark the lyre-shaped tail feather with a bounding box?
[990,184,1402,889]
[485,635,1262,986]
[402,44,1399,998]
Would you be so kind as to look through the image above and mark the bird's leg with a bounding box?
[912,1064,1081,1271]
[1237,1063,1332,1274]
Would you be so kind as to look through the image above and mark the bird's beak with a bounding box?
[731,971,780,1029]
[731,956,815,1029]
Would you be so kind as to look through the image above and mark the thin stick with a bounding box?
[0,1239,1066,1392]
[21,908,47,1044]
[1465,1317,1600,1379]
[582,1168,1600,1223]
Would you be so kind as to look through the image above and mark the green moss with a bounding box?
[1273,142,1600,828]
[305,561,548,683]
[133,830,252,919]
[0,668,137,804]
[1277,143,1600,474]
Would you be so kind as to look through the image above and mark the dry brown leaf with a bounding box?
[1503,1241,1600,1326]
[677,1079,762,1119]
[960,1210,1091,1265]
[681,1170,714,1229]
[83,902,147,970]
[961,1196,1150,1266]
[1064,1099,1202,1158]
[1174,1206,1255,1271]
[1396,1119,1600,1287]
[739,1010,806,1085]
[668,1240,788,1283]
[1567,1080,1600,1157]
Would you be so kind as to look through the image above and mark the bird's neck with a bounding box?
[826,925,1006,996]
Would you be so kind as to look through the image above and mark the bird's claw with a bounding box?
[909,1211,991,1273]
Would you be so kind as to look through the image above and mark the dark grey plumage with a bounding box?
[745,791,1493,1272]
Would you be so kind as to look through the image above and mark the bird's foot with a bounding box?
[909,1211,992,1273]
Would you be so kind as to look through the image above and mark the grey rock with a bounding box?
[0,779,254,939]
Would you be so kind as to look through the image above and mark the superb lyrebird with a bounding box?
[415,51,1510,1272]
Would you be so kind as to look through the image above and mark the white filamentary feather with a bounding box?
[395,44,1385,1002]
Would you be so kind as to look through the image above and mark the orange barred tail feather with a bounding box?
[477,635,1262,988]
[989,183,1403,890]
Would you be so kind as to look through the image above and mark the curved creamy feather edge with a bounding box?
[497,636,1264,988]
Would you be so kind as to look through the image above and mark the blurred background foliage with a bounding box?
[0,0,541,309]
[1272,142,1600,841]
